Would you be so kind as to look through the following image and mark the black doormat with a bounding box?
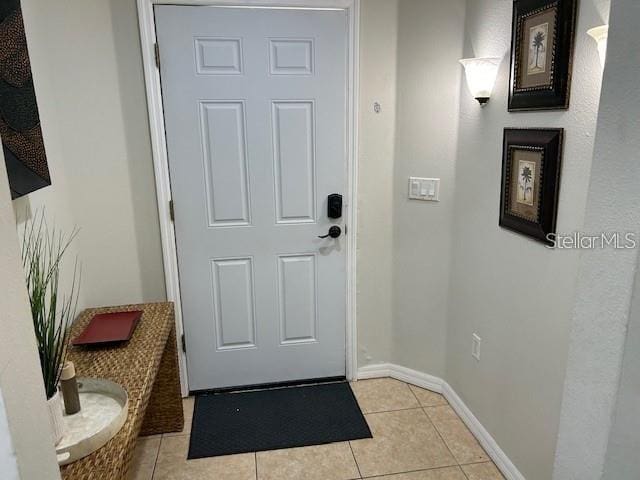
[188,381,372,459]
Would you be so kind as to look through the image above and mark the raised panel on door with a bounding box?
[272,101,316,224]
[200,101,251,227]
[278,254,318,345]
[195,37,244,75]
[211,257,257,350]
[269,39,314,75]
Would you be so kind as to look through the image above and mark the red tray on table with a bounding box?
[72,310,143,346]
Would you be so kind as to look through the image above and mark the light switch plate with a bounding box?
[408,177,440,201]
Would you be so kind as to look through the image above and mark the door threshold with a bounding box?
[190,375,347,396]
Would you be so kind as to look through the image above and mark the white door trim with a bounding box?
[137,0,359,396]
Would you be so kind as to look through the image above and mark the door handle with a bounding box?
[318,226,342,239]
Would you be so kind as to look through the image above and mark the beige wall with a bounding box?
[0,389,19,479]
[554,1,640,477]
[4,2,618,478]
[20,0,166,310]
[391,0,465,377]
[446,1,609,479]
[0,150,60,479]
[357,0,398,366]
[357,0,467,374]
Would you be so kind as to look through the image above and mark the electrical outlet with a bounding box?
[472,333,481,361]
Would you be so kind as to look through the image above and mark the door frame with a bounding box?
[137,0,360,396]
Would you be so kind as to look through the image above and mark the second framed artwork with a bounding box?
[509,0,578,111]
[499,128,564,245]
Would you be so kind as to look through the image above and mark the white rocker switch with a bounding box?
[408,177,440,202]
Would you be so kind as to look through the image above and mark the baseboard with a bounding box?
[357,363,526,480]
[357,363,444,393]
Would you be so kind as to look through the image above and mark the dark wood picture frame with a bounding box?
[499,128,563,245]
[508,0,578,111]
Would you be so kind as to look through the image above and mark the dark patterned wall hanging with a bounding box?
[0,0,50,199]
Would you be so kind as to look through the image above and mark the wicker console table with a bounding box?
[60,302,184,479]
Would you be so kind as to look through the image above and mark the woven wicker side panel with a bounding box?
[140,325,184,436]
[60,303,175,480]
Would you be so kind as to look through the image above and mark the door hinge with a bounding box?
[181,334,186,353]
[154,42,160,69]
[169,200,175,222]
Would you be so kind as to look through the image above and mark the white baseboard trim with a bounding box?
[357,363,526,480]
[357,363,444,393]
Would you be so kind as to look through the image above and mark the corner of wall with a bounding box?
[447,0,609,478]
[0,149,61,480]
[553,1,639,477]
[389,0,466,377]
[356,0,400,367]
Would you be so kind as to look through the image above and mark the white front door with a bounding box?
[155,6,348,391]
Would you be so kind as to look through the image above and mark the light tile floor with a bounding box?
[128,378,504,480]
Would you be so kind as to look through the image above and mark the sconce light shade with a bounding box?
[587,25,608,67]
[459,57,501,105]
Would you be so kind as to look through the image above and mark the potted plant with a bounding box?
[20,212,80,445]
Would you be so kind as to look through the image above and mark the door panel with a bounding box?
[278,254,318,344]
[272,101,316,223]
[155,6,348,390]
[200,101,251,226]
[211,257,256,350]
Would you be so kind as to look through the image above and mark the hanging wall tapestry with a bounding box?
[0,0,50,198]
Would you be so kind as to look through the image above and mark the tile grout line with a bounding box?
[361,405,430,415]
[359,465,467,479]
[151,434,163,480]
[355,379,447,415]
[254,452,258,480]
[357,381,464,478]
[363,406,425,418]
[406,382,422,405]
[359,382,460,479]
[459,460,495,467]
[458,461,505,480]
[421,406,462,467]
[405,383,449,410]
[422,405,491,466]
[348,440,364,479]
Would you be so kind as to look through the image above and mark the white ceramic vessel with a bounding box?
[55,378,129,466]
[47,391,65,446]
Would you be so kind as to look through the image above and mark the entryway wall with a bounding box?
[554,2,640,477]
[6,0,616,479]
[357,0,467,378]
[447,1,609,479]
[0,148,60,479]
[359,1,608,478]
[16,0,166,310]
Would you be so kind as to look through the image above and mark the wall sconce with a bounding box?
[459,57,501,106]
[587,25,608,67]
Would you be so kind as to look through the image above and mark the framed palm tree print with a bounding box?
[508,0,577,111]
[499,128,564,245]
